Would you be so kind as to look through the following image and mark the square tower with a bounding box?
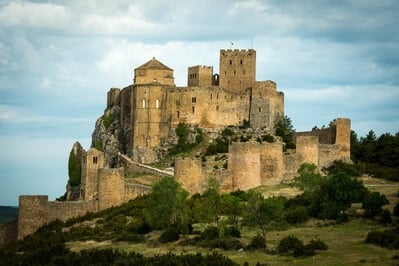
[187,65,213,86]
[219,49,256,93]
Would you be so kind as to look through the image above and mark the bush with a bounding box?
[365,227,399,249]
[201,226,219,240]
[159,226,180,243]
[307,238,328,251]
[277,235,304,257]
[362,192,389,218]
[247,234,266,250]
[224,226,241,238]
[394,201,399,217]
[283,206,309,224]
[379,209,392,224]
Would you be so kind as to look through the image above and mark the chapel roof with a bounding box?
[135,57,173,71]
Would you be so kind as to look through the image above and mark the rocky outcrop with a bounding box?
[91,104,127,168]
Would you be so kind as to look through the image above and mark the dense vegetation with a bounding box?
[351,130,399,181]
[68,148,82,187]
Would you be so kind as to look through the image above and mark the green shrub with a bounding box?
[222,127,234,137]
[224,226,241,238]
[393,201,399,217]
[247,234,266,250]
[277,235,304,257]
[362,192,389,218]
[159,226,180,243]
[379,209,392,224]
[201,226,219,240]
[307,238,328,251]
[261,134,274,143]
[365,227,399,249]
[103,113,113,129]
[283,206,309,224]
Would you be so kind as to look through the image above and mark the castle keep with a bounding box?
[0,49,350,245]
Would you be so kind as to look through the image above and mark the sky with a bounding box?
[0,0,398,206]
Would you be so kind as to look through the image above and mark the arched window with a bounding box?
[155,99,160,109]
[142,99,146,108]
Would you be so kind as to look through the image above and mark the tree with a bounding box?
[362,192,389,218]
[145,177,188,229]
[68,145,82,187]
[243,190,285,243]
[198,177,223,230]
[293,163,324,193]
[276,115,295,149]
[310,172,367,219]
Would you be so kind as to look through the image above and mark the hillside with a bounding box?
[0,206,18,224]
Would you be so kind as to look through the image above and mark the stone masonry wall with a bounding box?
[18,195,49,240]
[228,141,261,191]
[259,142,284,186]
[98,167,125,210]
[219,49,256,93]
[168,86,250,129]
[47,200,98,222]
[175,158,206,194]
[124,183,151,202]
[188,65,213,87]
[0,220,17,247]
[296,136,319,168]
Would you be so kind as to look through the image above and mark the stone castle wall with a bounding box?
[0,220,17,247]
[175,158,206,194]
[124,183,151,201]
[98,168,125,210]
[168,86,251,129]
[250,80,284,131]
[17,195,98,240]
[229,142,262,190]
[296,136,319,167]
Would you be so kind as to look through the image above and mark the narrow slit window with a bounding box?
[177,111,180,118]
[142,99,146,108]
[156,99,160,109]
[192,107,195,113]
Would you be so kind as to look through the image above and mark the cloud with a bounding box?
[0,1,70,29]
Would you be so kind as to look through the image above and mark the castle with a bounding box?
[0,49,350,245]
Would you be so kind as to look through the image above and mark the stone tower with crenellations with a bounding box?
[219,49,256,93]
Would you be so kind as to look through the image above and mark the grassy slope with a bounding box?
[66,176,399,266]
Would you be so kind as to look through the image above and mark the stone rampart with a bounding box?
[175,158,206,194]
[98,167,125,210]
[259,142,284,185]
[228,141,262,190]
[47,200,98,222]
[124,183,151,201]
[283,153,302,181]
[0,219,17,247]
[296,136,319,167]
[18,195,49,240]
